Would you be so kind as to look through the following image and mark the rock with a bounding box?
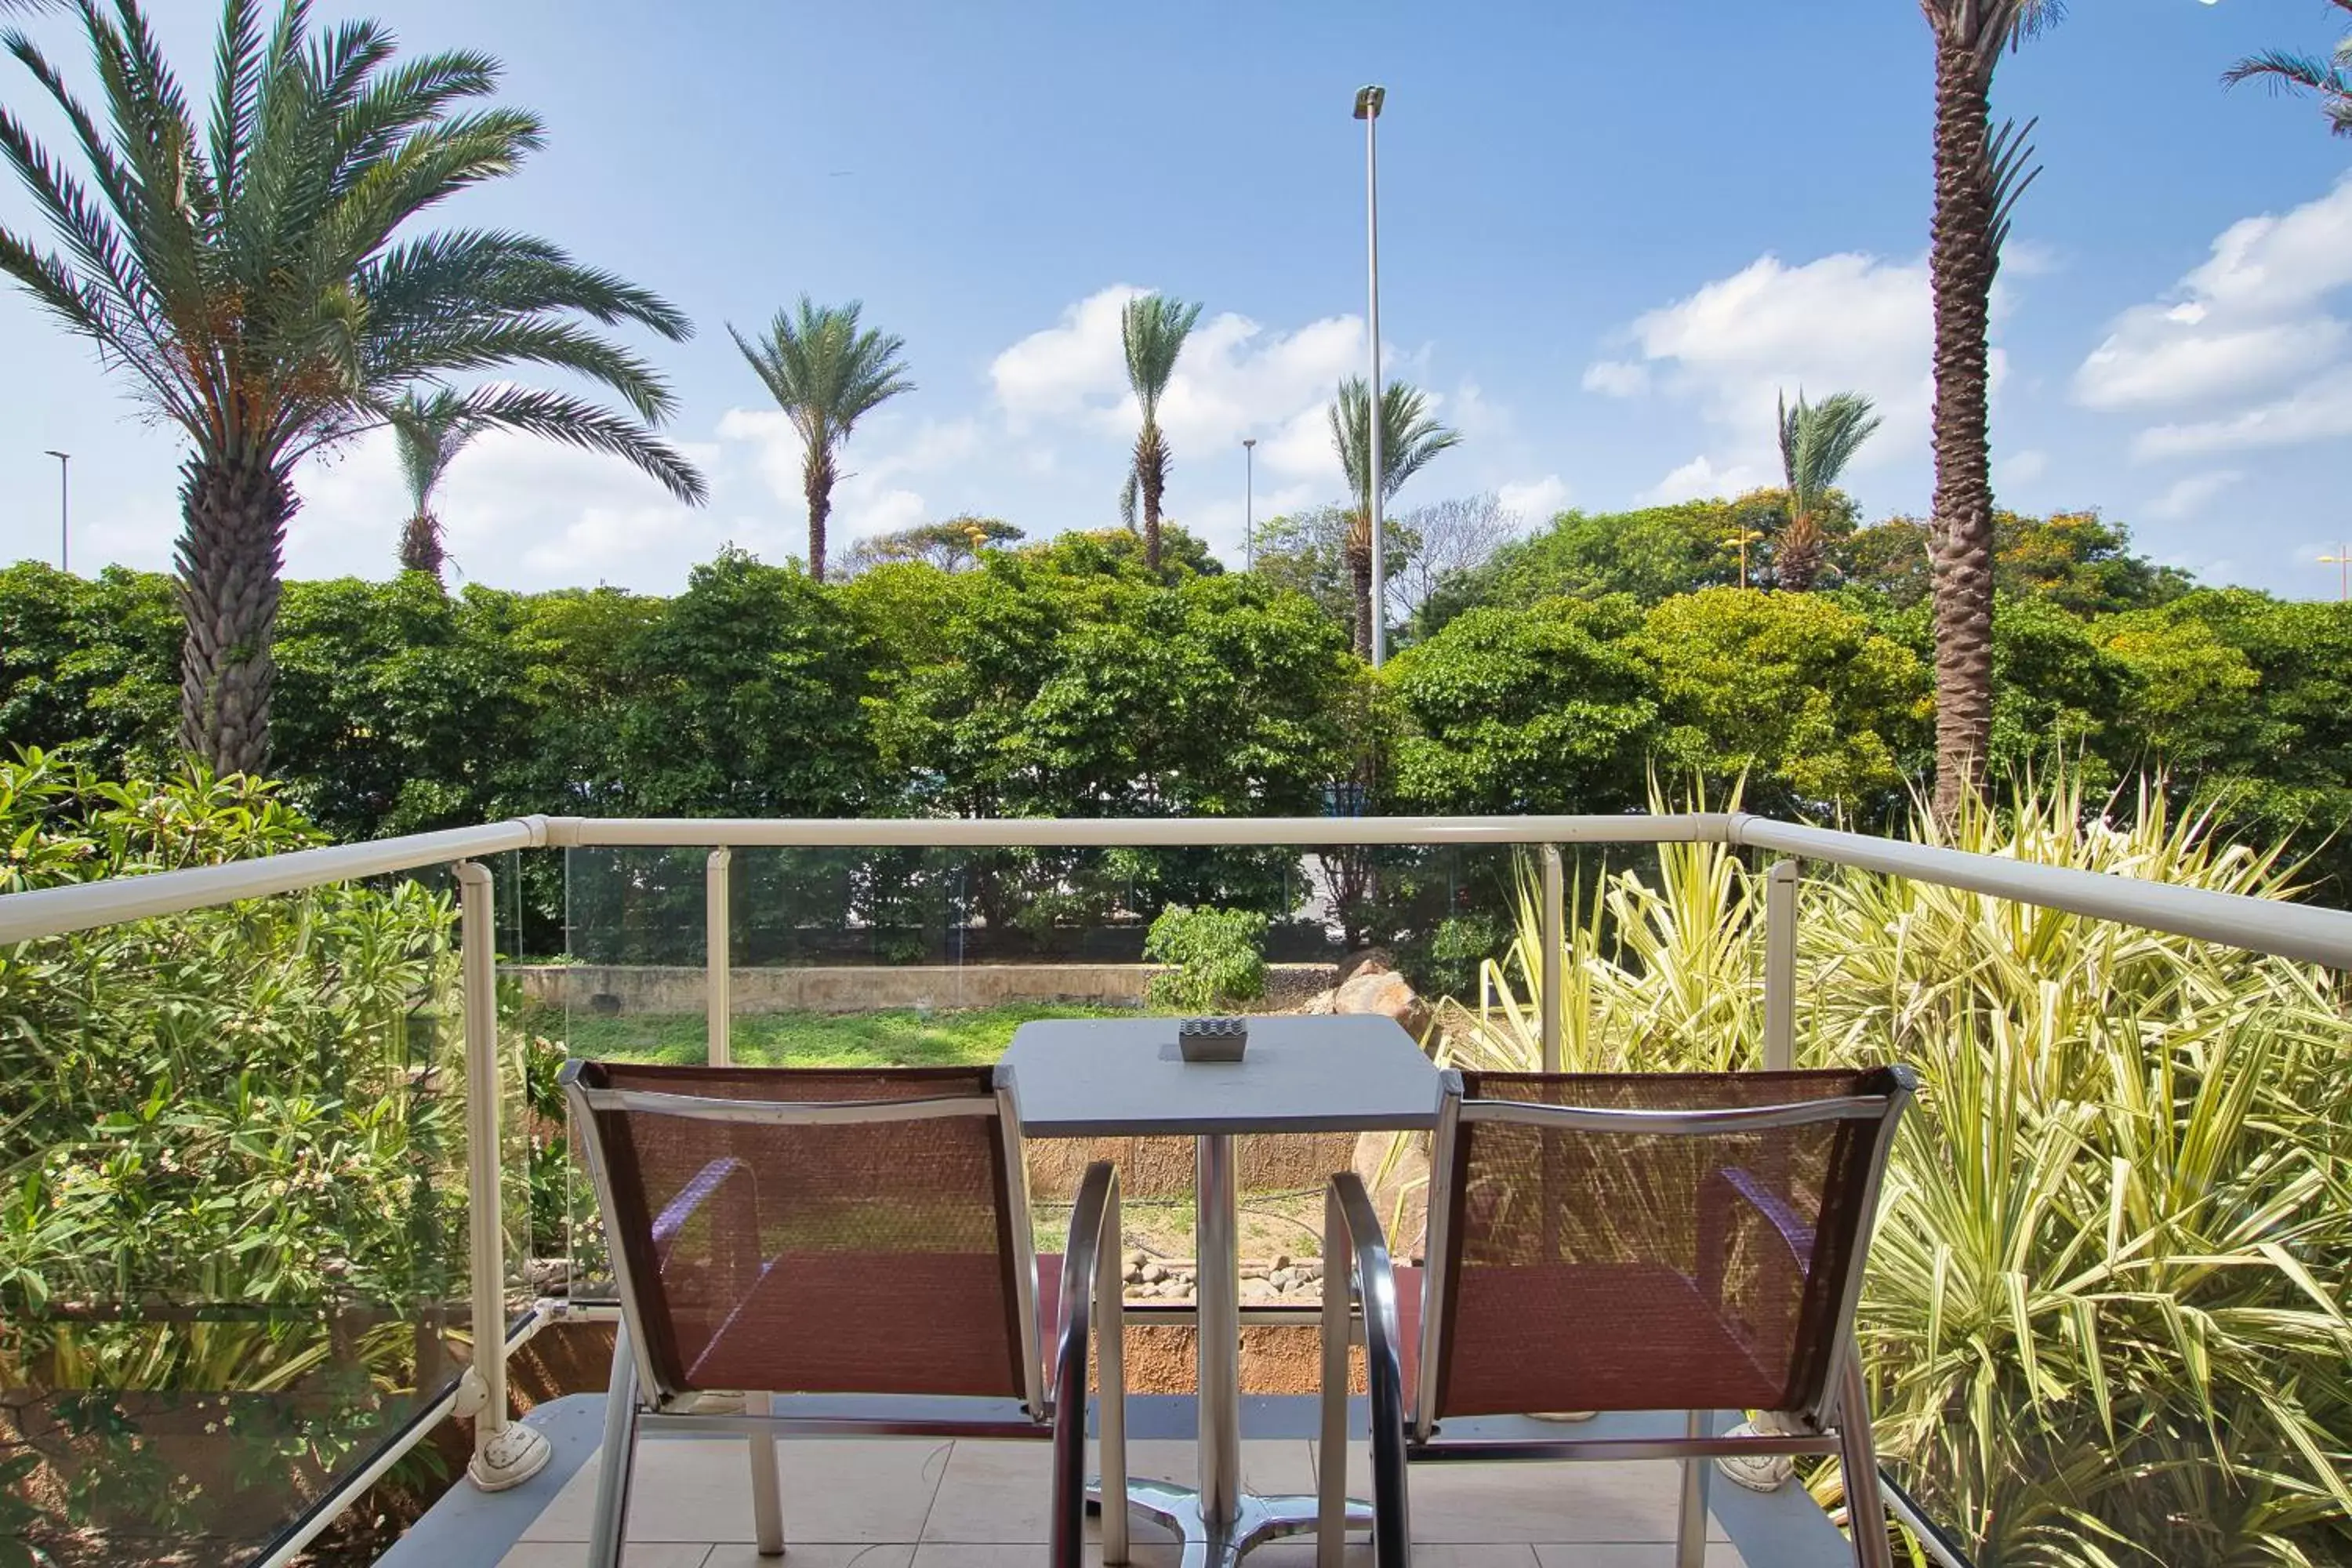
[524,1258,573,1294]
[1298,1259,1323,1279]
[1298,987,1339,1016]
[1273,1253,1291,1271]
[1141,1263,1167,1284]
[1333,947,1396,988]
[1127,1249,1148,1271]
[1334,969,1432,1041]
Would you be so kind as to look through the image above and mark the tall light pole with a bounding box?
[42,450,67,572]
[1354,83,1386,665]
[1241,437,1257,570]
[2321,544,2351,602]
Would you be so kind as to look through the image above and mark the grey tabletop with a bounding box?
[996,1014,1443,1138]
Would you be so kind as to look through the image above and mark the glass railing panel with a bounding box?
[0,864,490,1567]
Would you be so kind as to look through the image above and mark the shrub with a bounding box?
[1143,905,1269,1012]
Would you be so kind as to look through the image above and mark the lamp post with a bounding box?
[1241,437,1257,570]
[1354,83,1386,666]
[2321,544,2351,603]
[42,450,67,572]
[1724,528,1765,590]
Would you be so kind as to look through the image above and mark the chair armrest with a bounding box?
[651,1156,755,1272]
[1052,1160,1125,1568]
[1323,1172,1410,1566]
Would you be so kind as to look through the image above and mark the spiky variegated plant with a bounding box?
[2223,0,2352,138]
[387,387,482,584]
[0,0,706,775]
[1327,376,1461,660]
[1921,0,2057,824]
[1119,292,1201,573]
[1773,389,1882,593]
[728,297,913,583]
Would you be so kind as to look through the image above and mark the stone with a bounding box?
[1333,947,1396,988]
[1334,968,1432,1041]
[1273,1253,1291,1271]
[1298,987,1339,1016]
[1141,1263,1167,1284]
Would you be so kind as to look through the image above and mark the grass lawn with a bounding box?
[539,1001,1131,1068]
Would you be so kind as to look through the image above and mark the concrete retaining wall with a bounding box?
[506,961,1335,1016]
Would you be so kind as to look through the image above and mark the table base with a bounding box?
[1096,1479,1374,1568]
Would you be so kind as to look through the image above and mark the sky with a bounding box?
[0,0,2347,597]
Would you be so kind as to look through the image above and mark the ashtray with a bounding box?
[1177,1017,1249,1062]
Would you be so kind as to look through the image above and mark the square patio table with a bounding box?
[997,1014,1441,1566]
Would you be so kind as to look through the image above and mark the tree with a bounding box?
[0,0,706,775]
[1773,390,1881,591]
[1329,376,1462,659]
[838,516,1023,575]
[1842,509,2193,614]
[2223,0,2352,137]
[1119,293,1201,573]
[1920,0,2054,821]
[388,388,484,584]
[729,298,913,584]
[1391,492,1524,628]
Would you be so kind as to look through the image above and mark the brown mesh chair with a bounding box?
[564,1059,1129,1568]
[1317,1065,1916,1568]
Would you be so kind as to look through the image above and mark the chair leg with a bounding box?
[587,1325,643,1568]
[1836,1348,1895,1568]
[1097,1171,1130,1566]
[1675,1409,1711,1568]
[747,1389,785,1556]
[1317,1185,1352,1568]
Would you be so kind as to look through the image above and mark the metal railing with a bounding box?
[5,808,2351,1566]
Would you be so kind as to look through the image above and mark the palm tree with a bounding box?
[1328,376,1461,660]
[2223,0,2352,137]
[388,388,486,585]
[1773,390,1882,593]
[1920,0,2057,822]
[728,298,913,583]
[1120,293,1202,573]
[0,0,705,775]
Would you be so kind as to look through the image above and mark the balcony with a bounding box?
[3,808,2346,1568]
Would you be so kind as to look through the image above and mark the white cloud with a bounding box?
[1588,250,1969,507]
[2076,174,2352,458]
[2145,468,2245,521]
[1642,454,1766,506]
[1581,360,1650,398]
[1496,475,1570,522]
[1998,448,2050,487]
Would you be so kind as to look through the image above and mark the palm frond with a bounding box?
[1778,388,1882,516]
[1984,115,2042,263]
[729,296,913,450]
[1328,374,1464,512]
[1119,292,1200,420]
[412,383,708,505]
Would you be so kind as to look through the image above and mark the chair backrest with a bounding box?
[1420,1066,1912,1427]
[564,1060,1040,1410]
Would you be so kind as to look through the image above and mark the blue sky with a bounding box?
[0,0,2347,596]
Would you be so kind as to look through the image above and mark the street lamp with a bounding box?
[1723,528,1765,590]
[2321,544,2351,603]
[1354,83,1386,665]
[42,450,67,572]
[1241,437,1257,570]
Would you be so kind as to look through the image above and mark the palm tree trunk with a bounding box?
[175,452,291,777]
[1345,510,1374,660]
[1777,511,1823,592]
[1928,30,2000,825]
[804,441,836,583]
[397,510,445,585]
[1138,424,1166,573]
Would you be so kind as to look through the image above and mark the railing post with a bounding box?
[454,861,551,1492]
[706,848,732,1067]
[1540,844,1564,1073]
[1763,858,1799,1072]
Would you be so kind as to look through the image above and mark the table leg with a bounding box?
[1087,1131,1374,1566]
[1196,1132,1241,1527]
